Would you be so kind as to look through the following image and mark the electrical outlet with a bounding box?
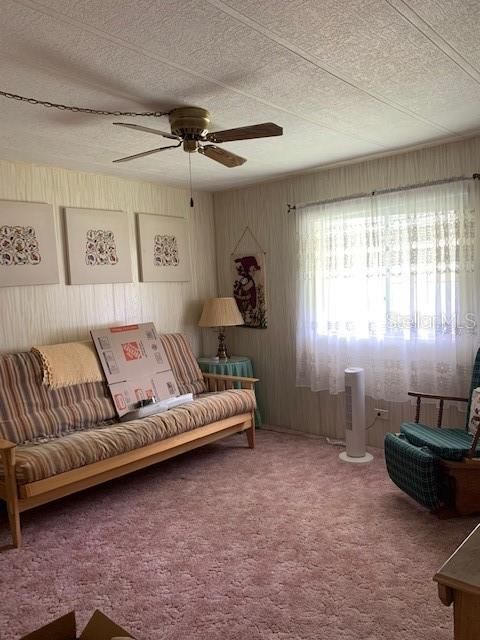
[375,408,389,420]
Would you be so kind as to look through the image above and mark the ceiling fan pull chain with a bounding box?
[0,90,168,117]
[189,152,194,208]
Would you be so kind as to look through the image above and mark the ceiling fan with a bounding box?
[112,107,283,167]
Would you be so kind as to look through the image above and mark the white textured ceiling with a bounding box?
[0,0,479,190]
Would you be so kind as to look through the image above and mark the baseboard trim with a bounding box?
[260,424,329,440]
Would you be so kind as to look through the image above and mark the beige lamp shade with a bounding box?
[198,297,244,328]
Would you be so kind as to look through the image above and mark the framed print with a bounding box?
[137,213,191,282]
[0,200,59,287]
[64,208,132,285]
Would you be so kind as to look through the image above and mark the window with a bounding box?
[296,181,479,401]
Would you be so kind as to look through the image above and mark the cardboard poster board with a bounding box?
[91,323,179,417]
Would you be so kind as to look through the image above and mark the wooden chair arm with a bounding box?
[408,392,469,403]
[0,438,16,451]
[408,392,469,429]
[202,372,259,392]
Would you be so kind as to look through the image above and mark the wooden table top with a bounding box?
[434,524,480,597]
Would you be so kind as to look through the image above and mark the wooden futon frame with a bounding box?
[0,372,257,548]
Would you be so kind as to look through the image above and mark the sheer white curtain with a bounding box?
[296,180,480,401]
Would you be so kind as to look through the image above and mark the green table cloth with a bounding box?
[197,356,262,426]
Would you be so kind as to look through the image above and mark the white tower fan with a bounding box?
[339,367,373,463]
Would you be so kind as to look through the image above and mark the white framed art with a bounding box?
[137,213,191,282]
[0,200,59,287]
[64,208,132,285]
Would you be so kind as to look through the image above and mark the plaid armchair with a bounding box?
[384,348,480,514]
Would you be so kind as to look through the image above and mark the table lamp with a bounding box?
[198,297,244,359]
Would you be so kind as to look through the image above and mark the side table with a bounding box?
[434,523,480,640]
[197,356,262,426]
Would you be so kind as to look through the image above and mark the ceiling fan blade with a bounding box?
[113,122,180,141]
[206,122,282,143]
[113,142,181,163]
[199,145,246,168]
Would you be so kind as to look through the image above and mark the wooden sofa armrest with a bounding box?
[202,372,259,391]
[0,438,16,451]
[408,392,469,429]
[0,437,21,547]
[0,438,16,468]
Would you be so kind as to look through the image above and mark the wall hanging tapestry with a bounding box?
[231,227,267,328]
[136,213,191,282]
[0,200,59,287]
[64,208,132,285]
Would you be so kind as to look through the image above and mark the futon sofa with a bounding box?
[0,333,257,548]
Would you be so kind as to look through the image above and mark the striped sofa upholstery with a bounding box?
[0,334,256,484]
[160,333,207,395]
[0,351,116,444]
[12,390,255,484]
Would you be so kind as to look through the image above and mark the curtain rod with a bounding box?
[287,173,480,213]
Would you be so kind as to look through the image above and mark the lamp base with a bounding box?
[217,330,229,360]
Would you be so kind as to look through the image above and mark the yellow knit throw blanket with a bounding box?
[32,341,104,389]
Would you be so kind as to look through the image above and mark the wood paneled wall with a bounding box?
[0,160,217,355]
[213,136,480,447]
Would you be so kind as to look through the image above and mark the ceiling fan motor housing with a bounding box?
[169,107,210,140]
